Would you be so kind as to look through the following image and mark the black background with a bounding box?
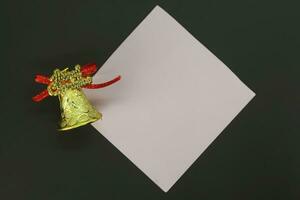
[1,0,300,199]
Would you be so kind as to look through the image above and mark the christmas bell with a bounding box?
[32,63,121,131]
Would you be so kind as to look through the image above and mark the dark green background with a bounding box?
[1,0,300,199]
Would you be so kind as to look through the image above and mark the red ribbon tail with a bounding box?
[83,75,121,89]
[81,63,97,76]
[35,75,51,85]
[32,89,49,102]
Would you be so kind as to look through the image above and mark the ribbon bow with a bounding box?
[32,63,121,102]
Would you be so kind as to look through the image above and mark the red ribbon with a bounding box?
[32,63,121,102]
[32,89,49,102]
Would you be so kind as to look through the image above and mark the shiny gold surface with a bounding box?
[58,88,101,131]
[47,65,102,131]
[47,65,92,96]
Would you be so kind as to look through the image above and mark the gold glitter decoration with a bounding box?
[48,65,101,131]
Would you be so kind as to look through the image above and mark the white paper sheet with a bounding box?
[85,6,255,192]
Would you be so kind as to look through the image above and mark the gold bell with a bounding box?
[32,63,121,131]
[58,88,102,130]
